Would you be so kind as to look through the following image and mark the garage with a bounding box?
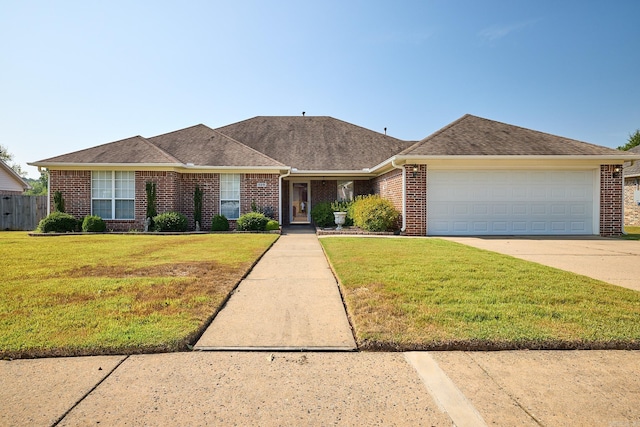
[427,169,597,235]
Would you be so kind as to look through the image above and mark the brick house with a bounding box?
[0,159,30,195]
[623,145,640,226]
[31,115,639,236]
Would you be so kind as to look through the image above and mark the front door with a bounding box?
[290,181,310,223]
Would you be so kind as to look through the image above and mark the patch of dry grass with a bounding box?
[0,232,278,358]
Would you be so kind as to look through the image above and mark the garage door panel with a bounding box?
[427,169,595,235]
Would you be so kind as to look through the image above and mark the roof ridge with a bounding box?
[212,129,286,167]
[140,136,184,164]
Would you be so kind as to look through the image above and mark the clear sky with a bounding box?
[2,1,639,178]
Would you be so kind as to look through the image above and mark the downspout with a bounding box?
[278,168,292,225]
[391,159,406,232]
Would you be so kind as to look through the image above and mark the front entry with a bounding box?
[290,181,310,223]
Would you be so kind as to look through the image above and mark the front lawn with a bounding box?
[0,233,278,358]
[623,226,640,240]
[321,237,640,350]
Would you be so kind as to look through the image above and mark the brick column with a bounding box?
[404,164,427,236]
[600,165,623,236]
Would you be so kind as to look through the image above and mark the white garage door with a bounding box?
[427,170,596,235]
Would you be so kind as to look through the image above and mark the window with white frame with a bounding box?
[220,173,240,219]
[337,180,354,201]
[91,171,135,219]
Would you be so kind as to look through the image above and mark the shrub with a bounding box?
[211,214,230,231]
[193,185,203,228]
[237,212,269,231]
[37,212,78,233]
[82,215,106,232]
[310,202,334,228]
[153,211,188,232]
[351,195,400,232]
[261,206,275,219]
[53,191,65,213]
[265,220,280,231]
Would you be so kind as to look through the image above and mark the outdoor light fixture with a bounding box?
[412,166,418,178]
[613,167,621,179]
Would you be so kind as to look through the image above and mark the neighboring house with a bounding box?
[623,145,640,226]
[30,114,639,236]
[0,159,30,195]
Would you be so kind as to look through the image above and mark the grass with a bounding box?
[0,232,278,359]
[622,226,640,240]
[320,237,640,351]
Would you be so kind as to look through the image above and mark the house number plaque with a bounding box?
[256,182,267,188]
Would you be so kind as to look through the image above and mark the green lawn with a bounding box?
[623,226,640,240]
[321,237,640,350]
[0,232,278,358]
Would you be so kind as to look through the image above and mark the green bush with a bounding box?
[310,202,334,227]
[82,215,106,232]
[37,212,78,233]
[351,195,400,232]
[265,220,280,231]
[53,191,65,213]
[211,214,229,231]
[237,212,269,231]
[153,211,188,232]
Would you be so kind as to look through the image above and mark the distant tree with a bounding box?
[24,170,48,196]
[618,129,640,151]
[0,143,26,177]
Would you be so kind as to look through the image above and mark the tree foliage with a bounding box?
[24,170,48,196]
[0,144,25,177]
[617,129,640,151]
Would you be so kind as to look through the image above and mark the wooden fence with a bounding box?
[0,195,47,231]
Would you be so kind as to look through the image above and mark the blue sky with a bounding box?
[2,1,639,178]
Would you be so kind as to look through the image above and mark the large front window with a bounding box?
[220,173,240,219]
[91,171,135,219]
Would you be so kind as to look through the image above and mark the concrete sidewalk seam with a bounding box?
[51,355,129,427]
[465,352,544,427]
[405,352,487,427]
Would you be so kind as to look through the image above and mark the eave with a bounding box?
[28,162,289,174]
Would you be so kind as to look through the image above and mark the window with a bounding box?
[91,171,135,219]
[337,180,354,201]
[220,173,240,219]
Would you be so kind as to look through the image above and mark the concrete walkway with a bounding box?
[195,226,356,350]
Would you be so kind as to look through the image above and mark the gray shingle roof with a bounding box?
[215,116,415,171]
[623,145,640,178]
[148,124,285,167]
[403,114,635,156]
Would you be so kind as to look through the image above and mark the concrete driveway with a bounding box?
[441,236,640,291]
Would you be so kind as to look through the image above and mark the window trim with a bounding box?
[220,173,241,220]
[91,171,135,220]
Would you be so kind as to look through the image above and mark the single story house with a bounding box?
[623,145,640,226]
[30,114,639,236]
[0,159,30,195]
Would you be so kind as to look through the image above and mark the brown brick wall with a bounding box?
[371,168,405,232]
[600,165,624,236]
[49,170,91,219]
[311,180,338,205]
[241,173,280,222]
[404,164,427,236]
[178,173,219,230]
[624,177,640,226]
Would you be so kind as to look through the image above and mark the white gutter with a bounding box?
[278,168,292,224]
[391,158,407,232]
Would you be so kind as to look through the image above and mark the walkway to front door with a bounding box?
[194,226,356,350]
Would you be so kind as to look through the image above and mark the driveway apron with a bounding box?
[195,227,357,350]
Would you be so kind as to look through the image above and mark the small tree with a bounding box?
[145,181,157,224]
[617,129,640,151]
[194,185,203,228]
[53,191,65,213]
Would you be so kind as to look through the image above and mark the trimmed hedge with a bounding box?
[265,220,280,231]
[310,202,334,227]
[211,214,230,231]
[351,195,399,232]
[237,212,269,231]
[153,212,188,232]
[82,215,107,232]
[37,212,78,233]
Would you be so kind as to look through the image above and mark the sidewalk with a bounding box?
[194,226,356,350]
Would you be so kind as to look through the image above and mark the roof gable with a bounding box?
[216,116,415,171]
[34,136,180,165]
[0,159,30,191]
[623,145,640,177]
[403,114,632,156]
[148,124,284,168]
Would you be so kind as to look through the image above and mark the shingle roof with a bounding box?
[34,136,180,164]
[403,114,635,156]
[148,124,285,167]
[215,116,414,171]
[623,145,640,177]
